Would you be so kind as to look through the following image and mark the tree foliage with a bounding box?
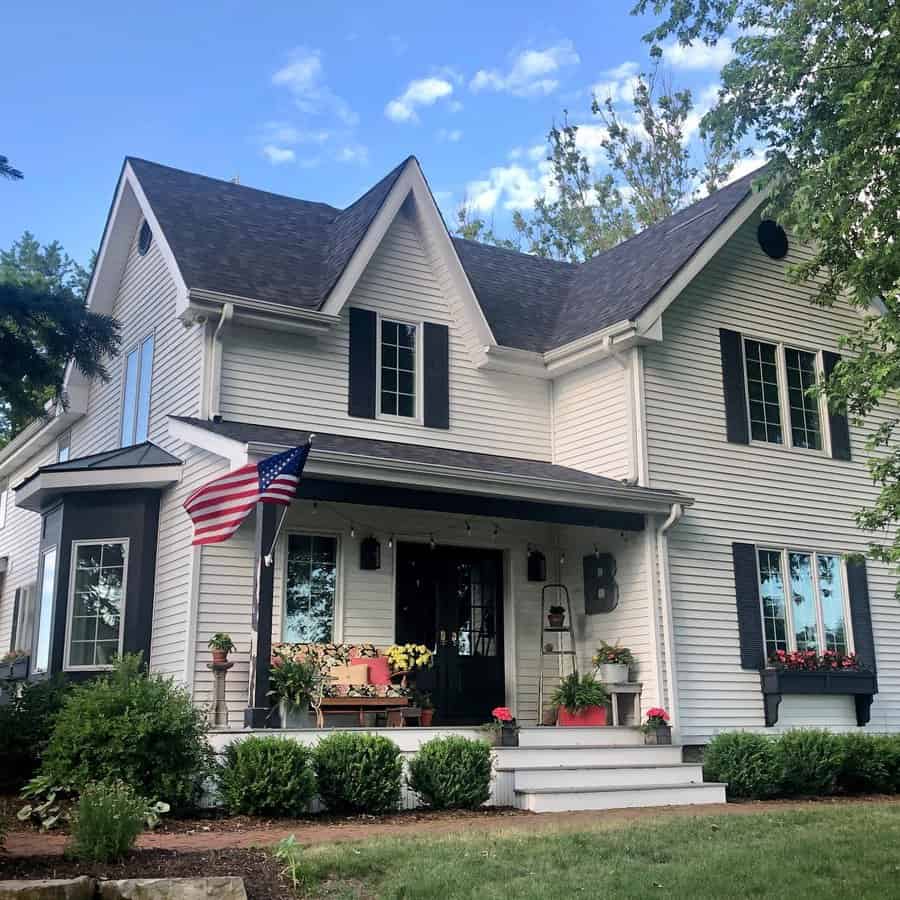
[633,0,900,567]
[0,154,23,181]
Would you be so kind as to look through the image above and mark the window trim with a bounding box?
[280,529,343,645]
[32,546,59,675]
[375,314,423,425]
[63,538,130,672]
[119,333,155,448]
[0,482,7,530]
[741,335,831,456]
[756,544,854,658]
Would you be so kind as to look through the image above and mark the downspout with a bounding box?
[208,302,233,420]
[657,502,684,738]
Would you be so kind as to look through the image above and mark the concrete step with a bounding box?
[493,744,683,768]
[509,763,704,791]
[517,727,644,748]
[516,781,727,813]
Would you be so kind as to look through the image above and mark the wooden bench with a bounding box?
[318,696,410,727]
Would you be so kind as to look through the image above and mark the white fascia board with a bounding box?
[15,465,182,512]
[167,417,249,469]
[244,440,692,515]
[476,345,549,378]
[185,290,341,336]
[0,408,85,481]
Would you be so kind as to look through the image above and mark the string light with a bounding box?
[349,524,356,539]
[311,501,318,515]
[388,535,394,549]
[560,551,567,566]
[492,525,499,542]
[429,534,436,550]
[465,521,472,535]
[594,544,600,559]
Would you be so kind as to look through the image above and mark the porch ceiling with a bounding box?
[170,417,693,528]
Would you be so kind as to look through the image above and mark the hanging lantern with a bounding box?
[527,549,547,582]
[360,536,381,570]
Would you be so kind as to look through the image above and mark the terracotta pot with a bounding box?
[211,649,229,664]
[557,705,608,727]
[420,708,434,727]
[547,612,565,629]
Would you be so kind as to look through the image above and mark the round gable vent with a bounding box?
[757,219,788,259]
[138,220,152,256]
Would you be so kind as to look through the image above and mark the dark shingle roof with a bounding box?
[129,156,760,352]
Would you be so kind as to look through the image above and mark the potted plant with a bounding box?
[269,647,319,728]
[641,708,672,744]
[593,641,634,684]
[2,649,29,680]
[547,605,566,629]
[416,691,435,727]
[385,643,433,688]
[493,706,519,746]
[208,633,235,664]
[551,673,610,726]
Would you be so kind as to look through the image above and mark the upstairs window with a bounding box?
[57,429,71,463]
[744,340,783,444]
[120,335,154,447]
[785,348,822,449]
[379,319,417,419]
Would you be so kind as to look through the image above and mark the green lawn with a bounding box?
[276,804,900,899]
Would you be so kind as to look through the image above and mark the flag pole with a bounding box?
[263,435,314,567]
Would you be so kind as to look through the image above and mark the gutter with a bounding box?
[657,502,684,738]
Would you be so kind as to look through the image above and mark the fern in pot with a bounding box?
[551,672,610,727]
[593,641,634,684]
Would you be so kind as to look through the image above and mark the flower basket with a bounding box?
[644,723,672,745]
[597,663,629,684]
[501,720,519,746]
[558,706,608,727]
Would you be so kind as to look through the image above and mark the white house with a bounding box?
[0,155,895,811]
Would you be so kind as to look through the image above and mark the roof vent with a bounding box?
[138,220,152,256]
[666,205,718,235]
[757,219,788,259]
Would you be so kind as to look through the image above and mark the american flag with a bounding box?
[184,444,311,546]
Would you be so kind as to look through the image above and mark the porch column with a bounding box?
[244,503,279,728]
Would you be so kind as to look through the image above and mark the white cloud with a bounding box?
[385,77,454,123]
[262,145,296,165]
[464,164,552,213]
[725,150,767,184]
[272,47,358,126]
[448,99,464,113]
[260,121,331,145]
[337,144,369,165]
[683,83,722,142]
[573,123,610,166]
[591,60,641,105]
[663,38,733,70]
[436,128,463,143]
[470,41,580,97]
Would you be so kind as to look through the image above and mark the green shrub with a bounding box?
[312,733,402,814]
[0,677,69,792]
[776,729,843,796]
[40,655,213,809]
[70,781,145,862]
[408,736,492,810]
[874,735,900,792]
[703,732,780,799]
[220,737,316,816]
[837,733,892,794]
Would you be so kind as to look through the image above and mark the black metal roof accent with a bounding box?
[38,442,183,473]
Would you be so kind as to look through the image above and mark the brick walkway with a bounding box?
[5,796,899,858]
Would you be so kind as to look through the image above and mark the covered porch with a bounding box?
[173,418,689,731]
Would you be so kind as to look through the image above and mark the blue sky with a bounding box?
[2,0,747,268]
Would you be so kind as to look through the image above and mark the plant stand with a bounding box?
[206,660,234,728]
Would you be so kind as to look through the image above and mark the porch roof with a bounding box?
[171,417,692,527]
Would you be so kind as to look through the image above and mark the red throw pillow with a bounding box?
[365,656,392,686]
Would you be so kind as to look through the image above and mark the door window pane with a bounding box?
[785,348,821,449]
[284,534,337,642]
[380,320,416,418]
[66,542,127,668]
[745,340,783,444]
[788,552,818,651]
[33,547,57,674]
[817,554,848,653]
[758,549,788,656]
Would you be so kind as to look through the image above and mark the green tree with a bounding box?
[0,154,23,181]
[633,1,900,567]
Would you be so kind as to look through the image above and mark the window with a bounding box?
[283,534,337,643]
[10,583,36,654]
[379,319,416,419]
[32,547,58,674]
[120,335,154,447]
[66,541,128,669]
[757,547,851,658]
[744,338,825,451]
[138,220,152,256]
[57,429,71,463]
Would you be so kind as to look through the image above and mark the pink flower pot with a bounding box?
[557,705,608,727]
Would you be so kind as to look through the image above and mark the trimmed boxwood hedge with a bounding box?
[704,730,900,800]
[312,732,403,814]
[408,736,492,810]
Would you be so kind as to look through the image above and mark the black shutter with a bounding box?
[348,307,377,419]
[732,542,765,669]
[822,351,852,461]
[720,329,750,444]
[847,558,876,672]
[423,322,450,429]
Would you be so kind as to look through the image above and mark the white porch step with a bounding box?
[517,727,644,748]
[510,763,704,791]
[516,781,727,813]
[494,744,683,768]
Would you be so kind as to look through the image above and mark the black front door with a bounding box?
[396,542,505,725]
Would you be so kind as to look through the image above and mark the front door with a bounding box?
[396,542,505,725]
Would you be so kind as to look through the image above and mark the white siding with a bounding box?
[643,214,900,741]
[553,356,632,480]
[218,210,553,461]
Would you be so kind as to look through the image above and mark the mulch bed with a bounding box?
[0,848,293,900]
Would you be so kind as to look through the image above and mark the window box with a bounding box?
[760,668,877,727]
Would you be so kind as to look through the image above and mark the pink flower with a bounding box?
[492,706,513,722]
[646,707,669,722]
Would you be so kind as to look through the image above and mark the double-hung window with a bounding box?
[283,534,338,643]
[743,338,824,450]
[757,547,852,658]
[65,540,128,669]
[379,319,417,419]
[120,335,154,447]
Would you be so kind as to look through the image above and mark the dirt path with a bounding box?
[5,795,899,857]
